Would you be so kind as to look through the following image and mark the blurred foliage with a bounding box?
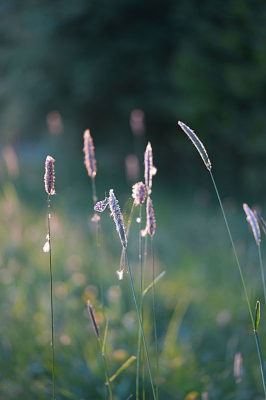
[1,0,266,195]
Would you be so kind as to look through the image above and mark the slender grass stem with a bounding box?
[258,246,266,307]
[142,234,148,400]
[209,171,254,327]
[98,340,114,400]
[209,170,266,395]
[254,330,266,398]
[47,194,55,400]
[91,177,105,328]
[136,206,142,400]
[152,238,159,400]
[125,250,156,400]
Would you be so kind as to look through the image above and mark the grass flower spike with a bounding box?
[83,129,97,178]
[147,196,156,237]
[144,142,157,194]
[44,156,56,195]
[243,203,261,246]
[132,181,146,206]
[178,121,211,171]
[87,300,100,340]
[108,189,127,248]
[44,155,56,400]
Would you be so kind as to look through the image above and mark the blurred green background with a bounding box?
[1,0,266,399]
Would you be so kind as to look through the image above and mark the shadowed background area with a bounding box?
[1,1,266,399]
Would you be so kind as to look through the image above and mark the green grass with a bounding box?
[0,177,265,399]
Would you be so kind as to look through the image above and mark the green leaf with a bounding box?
[255,301,260,331]
[102,317,109,353]
[142,271,166,296]
[108,356,137,383]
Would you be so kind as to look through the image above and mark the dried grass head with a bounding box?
[83,129,97,178]
[44,156,56,195]
[144,142,157,194]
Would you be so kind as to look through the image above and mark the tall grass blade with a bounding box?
[108,356,137,383]
[142,271,166,297]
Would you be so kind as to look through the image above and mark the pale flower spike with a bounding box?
[44,156,56,195]
[144,142,157,195]
[178,121,212,171]
[132,181,146,206]
[94,197,109,212]
[146,196,156,237]
[83,129,97,178]
[243,203,261,246]
[108,189,127,248]
[254,210,266,236]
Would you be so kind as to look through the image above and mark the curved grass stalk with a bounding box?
[209,170,266,396]
[125,249,156,400]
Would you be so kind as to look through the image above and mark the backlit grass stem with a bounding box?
[152,238,159,400]
[125,249,156,400]
[136,206,143,400]
[47,195,55,400]
[210,170,266,397]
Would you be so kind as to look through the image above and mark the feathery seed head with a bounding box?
[83,129,97,178]
[144,142,157,195]
[44,156,56,195]
[243,203,261,246]
[87,300,100,340]
[108,189,127,248]
[94,197,109,213]
[254,210,266,236]
[132,181,146,206]
[146,196,156,237]
[178,121,212,171]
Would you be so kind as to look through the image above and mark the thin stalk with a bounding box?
[125,250,156,400]
[209,171,254,327]
[152,238,159,400]
[136,206,142,400]
[47,194,55,400]
[142,234,148,400]
[209,171,266,394]
[91,177,105,326]
[258,246,266,307]
[98,340,114,400]
[254,330,266,398]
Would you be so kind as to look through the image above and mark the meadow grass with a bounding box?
[1,130,266,400]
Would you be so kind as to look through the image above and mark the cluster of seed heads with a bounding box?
[44,156,56,195]
[83,129,97,178]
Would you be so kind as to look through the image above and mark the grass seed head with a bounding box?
[83,129,97,178]
[44,156,56,195]
[178,121,212,171]
[132,181,146,206]
[108,189,127,248]
[147,196,156,237]
[144,142,157,195]
[87,300,100,340]
[243,203,261,246]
